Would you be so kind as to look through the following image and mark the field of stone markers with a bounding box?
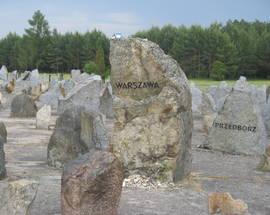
[0,38,269,215]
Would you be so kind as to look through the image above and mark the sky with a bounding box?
[0,0,269,38]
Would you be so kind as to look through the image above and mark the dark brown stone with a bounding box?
[61,150,124,215]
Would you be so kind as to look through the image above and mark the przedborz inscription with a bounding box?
[213,122,256,133]
[115,82,160,89]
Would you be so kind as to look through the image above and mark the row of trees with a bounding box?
[0,11,269,80]
[135,20,270,80]
[0,11,109,79]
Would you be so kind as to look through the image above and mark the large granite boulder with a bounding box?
[61,150,124,215]
[250,85,270,137]
[190,82,202,116]
[204,81,267,155]
[47,106,108,168]
[0,122,7,143]
[0,136,6,179]
[10,94,37,117]
[58,74,103,114]
[29,69,40,87]
[110,38,192,182]
[0,179,39,215]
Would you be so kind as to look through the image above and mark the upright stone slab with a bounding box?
[99,82,113,118]
[10,94,37,118]
[110,38,192,182]
[0,65,8,81]
[205,81,267,155]
[190,82,202,116]
[71,69,81,82]
[61,150,124,215]
[208,81,231,112]
[47,106,108,168]
[36,105,51,129]
[29,69,40,87]
[58,74,103,114]
[38,80,75,110]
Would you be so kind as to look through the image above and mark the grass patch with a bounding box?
[189,79,270,91]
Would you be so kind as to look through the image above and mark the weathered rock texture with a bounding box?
[58,74,103,114]
[207,81,232,112]
[0,65,8,81]
[0,121,7,142]
[10,94,37,117]
[0,179,39,215]
[0,136,6,179]
[47,106,108,168]
[36,105,51,129]
[110,38,192,182]
[61,150,124,215]
[99,82,114,118]
[38,80,74,110]
[205,88,267,155]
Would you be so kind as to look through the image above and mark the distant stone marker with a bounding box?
[71,69,81,82]
[205,78,267,155]
[36,105,51,130]
[0,65,8,81]
[10,94,37,118]
[61,150,124,215]
[110,38,192,182]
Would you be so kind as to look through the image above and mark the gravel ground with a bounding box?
[0,109,269,215]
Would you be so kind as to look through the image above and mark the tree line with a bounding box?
[0,10,109,79]
[0,10,269,80]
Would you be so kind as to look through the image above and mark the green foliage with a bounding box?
[210,61,227,81]
[95,44,106,79]
[0,11,270,81]
[83,61,98,75]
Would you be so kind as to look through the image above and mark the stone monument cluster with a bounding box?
[0,38,268,214]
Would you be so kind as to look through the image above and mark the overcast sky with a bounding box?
[0,0,269,38]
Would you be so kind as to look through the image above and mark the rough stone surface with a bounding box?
[208,81,232,112]
[61,150,124,215]
[0,65,8,81]
[71,69,81,82]
[47,106,108,168]
[36,105,51,130]
[0,179,39,215]
[0,121,7,143]
[250,85,270,137]
[190,82,202,115]
[10,94,37,118]
[99,82,113,118]
[110,38,192,182]
[0,136,6,179]
[58,74,103,114]
[38,80,74,110]
[205,89,267,155]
